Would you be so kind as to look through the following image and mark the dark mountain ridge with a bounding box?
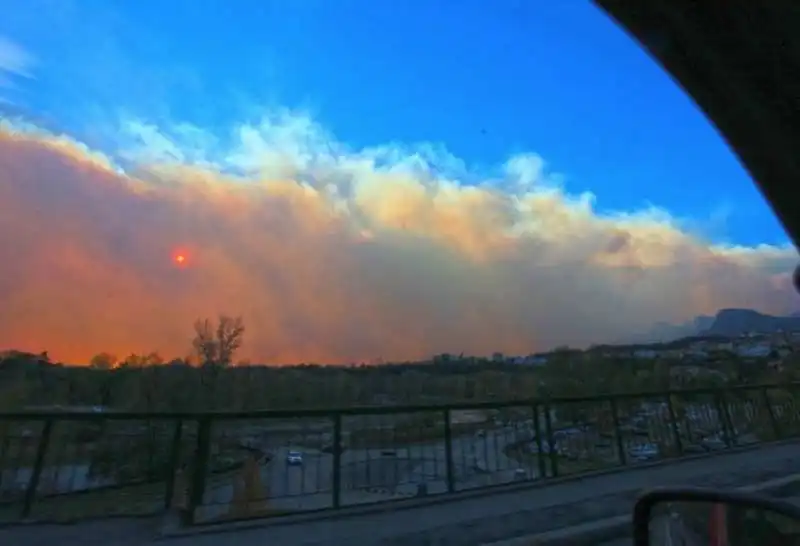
[634,308,800,344]
[703,308,800,337]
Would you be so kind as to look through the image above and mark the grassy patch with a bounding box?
[0,452,254,524]
[502,441,617,476]
[0,480,164,523]
[0,438,100,469]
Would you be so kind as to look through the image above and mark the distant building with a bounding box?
[510,355,548,366]
[633,349,658,359]
[736,344,771,358]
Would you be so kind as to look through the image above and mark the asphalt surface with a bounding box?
[2,414,794,545]
[3,441,799,545]
[198,426,527,519]
[178,441,800,545]
[198,417,687,519]
[3,405,740,522]
[8,439,792,546]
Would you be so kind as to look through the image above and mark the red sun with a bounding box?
[172,250,190,267]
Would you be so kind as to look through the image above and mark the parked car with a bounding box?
[286,450,303,465]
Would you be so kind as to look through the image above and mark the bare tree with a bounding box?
[192,316,245,368]
[192,315,245,409]
[192,319,218,367]
[217,316,245,367]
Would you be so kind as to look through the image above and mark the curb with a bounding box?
[481,473,800,546]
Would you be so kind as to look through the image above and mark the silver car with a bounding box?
[286,450,303,465]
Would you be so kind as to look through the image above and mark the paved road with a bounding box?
[4,410,730,519]
[190,441,800,545]
[194,417,765,520]
[198,425,530,519]
[4,441,800,545]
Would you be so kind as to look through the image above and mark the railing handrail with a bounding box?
[1,381,796,421]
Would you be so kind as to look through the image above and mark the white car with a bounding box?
[286,451,303,465]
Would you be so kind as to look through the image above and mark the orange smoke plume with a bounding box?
[0,115,796,364]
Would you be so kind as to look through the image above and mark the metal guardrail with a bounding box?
[0,384,798,525]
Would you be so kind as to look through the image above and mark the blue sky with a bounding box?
[1,0,787,247]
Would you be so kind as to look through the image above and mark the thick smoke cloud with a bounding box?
[0,113,796,365]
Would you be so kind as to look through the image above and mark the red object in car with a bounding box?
[709,503,729,546]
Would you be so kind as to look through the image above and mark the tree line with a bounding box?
[1,316,799,413]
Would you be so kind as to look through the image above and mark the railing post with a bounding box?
[22,418,54,520]
[531,403,547,479]
[665,394,683,456]
[163,419,184,510]
[714,391,736,448]
[609,398,627,466]
[443,408,455,493]
[761,387,781,439]
[683,404,695,446]
[185,417,211,525]
[791,384,800,437]
[543,403,558,477]
[331,412,342,509]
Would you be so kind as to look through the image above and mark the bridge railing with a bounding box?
[0,383,798,525]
